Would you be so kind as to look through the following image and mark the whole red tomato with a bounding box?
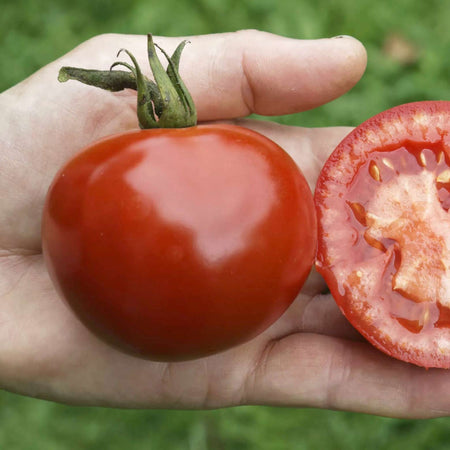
[42,124,316,360]
[315,101,450,369]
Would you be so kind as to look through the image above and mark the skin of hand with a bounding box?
[1,30,448,419]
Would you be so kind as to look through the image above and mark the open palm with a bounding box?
[1,31,448,418]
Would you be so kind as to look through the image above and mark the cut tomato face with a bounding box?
[315,101,450,368]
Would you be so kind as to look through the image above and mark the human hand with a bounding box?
[1,30,446,419]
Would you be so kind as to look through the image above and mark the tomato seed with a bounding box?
[369,161,381,181]
[437,169,450,183]
[418,150,428,167]
[348,201,367,226]
[382,158,395,170]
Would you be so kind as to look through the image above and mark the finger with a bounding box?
[55,31,366,121]
[183,31,367,119]
[276,292,363,341]
[255,265,362,342]
[244,333,450,418]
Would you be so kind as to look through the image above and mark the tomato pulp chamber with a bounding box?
[344,144,450,333]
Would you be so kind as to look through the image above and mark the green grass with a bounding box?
[2,0,450,447]
[1,390,450,449]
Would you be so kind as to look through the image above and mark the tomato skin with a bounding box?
[42,124,316,361]
[315,101,450,369]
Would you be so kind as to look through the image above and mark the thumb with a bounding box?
[179,30,367,119]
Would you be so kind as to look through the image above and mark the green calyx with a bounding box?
[58,34,197,129]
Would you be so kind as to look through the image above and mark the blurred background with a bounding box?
[2,0,450,447]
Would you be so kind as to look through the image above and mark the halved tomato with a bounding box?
[315,101,450,369]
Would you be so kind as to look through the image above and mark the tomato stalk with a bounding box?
[58,34,197,129]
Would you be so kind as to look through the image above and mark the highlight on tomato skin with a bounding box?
[314,101,450,369]
[42,124,317,361]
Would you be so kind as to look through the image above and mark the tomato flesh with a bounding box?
[315,101,450,368]
[42,124,316,361]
